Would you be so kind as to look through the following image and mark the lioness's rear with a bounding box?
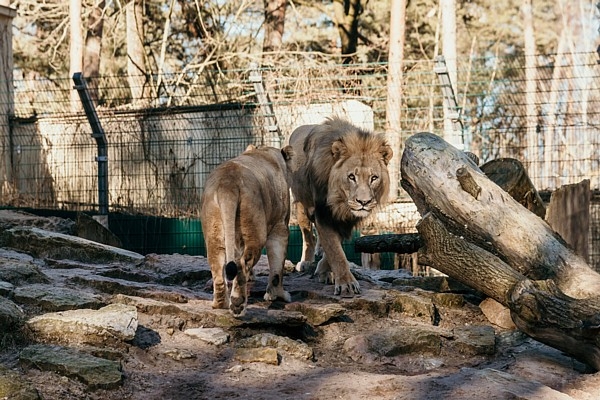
[200,145,294,317]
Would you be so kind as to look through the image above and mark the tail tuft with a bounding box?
[225,261,238,281]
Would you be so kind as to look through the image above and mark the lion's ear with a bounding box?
[281,145,294,161]
[244,144,257,153]
[331,140,347,160]
[380,143,393,165]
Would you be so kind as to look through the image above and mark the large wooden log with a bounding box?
[400,132,600,370]
[400,132,600,300]
[354,233,423,254]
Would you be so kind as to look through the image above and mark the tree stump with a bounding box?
[397,132,600,371]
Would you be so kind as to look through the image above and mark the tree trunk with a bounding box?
[83,0,105,104]
[263,0,286,54]
[545,179,590,262]
[385,0,406,199]
[333,0,361,64]
[543,30,566,190]
[69,0,83,111]
[521,0,538,184]
[440,0,460,148]
[355,233,422,254]
[398,132,600,370]
[479,158,546,219]
[126,0,149,105]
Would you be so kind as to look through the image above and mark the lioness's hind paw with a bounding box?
[297,260,318,274]
[264,289,292,303]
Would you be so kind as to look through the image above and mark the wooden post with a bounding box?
[545,179,590,262]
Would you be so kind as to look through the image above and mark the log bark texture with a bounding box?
[399,132,600,370]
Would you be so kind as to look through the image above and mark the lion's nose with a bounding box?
[356,198,372,207]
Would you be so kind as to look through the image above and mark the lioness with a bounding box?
[200,144,294,317]
[286,117,393,296]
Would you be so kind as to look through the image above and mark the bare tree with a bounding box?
[521,0,538,182]
[440,0,460,148]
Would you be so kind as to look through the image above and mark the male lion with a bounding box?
[200,144,294,317]
[286,117,393,296]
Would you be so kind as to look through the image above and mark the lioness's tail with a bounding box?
[225,261,238,281]
[217,187,241,281]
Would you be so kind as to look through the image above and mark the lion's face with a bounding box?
[328,140,392,221]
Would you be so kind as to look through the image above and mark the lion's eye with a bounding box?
[348,173,356,182]
[370,175,379,183]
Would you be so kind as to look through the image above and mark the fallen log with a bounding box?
[398,132,600,370]
[354,233,423,254]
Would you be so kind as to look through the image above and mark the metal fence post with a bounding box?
[72,73,109,226]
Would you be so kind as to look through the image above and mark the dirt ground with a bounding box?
[3,253,600,400]
[0,205,597,400]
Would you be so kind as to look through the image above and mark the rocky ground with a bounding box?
[0,209,599,400]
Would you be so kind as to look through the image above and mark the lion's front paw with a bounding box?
[334,277,361,297]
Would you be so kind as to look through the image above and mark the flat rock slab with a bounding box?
[343,325,445,364]
[237,332,314,360]
[0,296,25,333]
[27,303,138,347]
[0,258,49,285]
[434,368,575,400]
[1,227,144,264]
[13,283,105,311]
[112,294,306,329]
[19,344,123,390]
[184,327,230,345]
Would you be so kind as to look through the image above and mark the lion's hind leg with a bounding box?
[202,211,229,310]
[228,260,248,317]
[313,253,334,285]
[295,202,317,273]
[264,222,291,303]
[229,240,263,317]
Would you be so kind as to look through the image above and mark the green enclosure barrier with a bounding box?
[0,209,396,269]
[109,214,396,269]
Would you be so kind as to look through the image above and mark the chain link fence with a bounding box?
[2,52,600,268]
